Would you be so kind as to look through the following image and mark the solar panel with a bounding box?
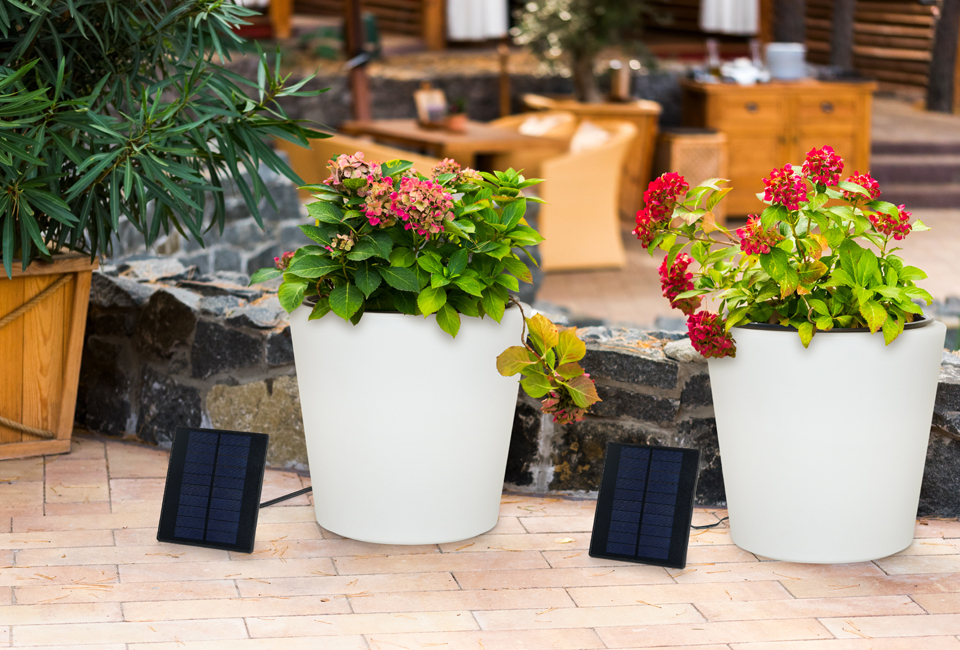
[589,442,701,569]
[157,428,269,553]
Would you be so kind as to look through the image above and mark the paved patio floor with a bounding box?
[3,434,960,649]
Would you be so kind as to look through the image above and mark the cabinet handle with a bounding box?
[745,102,759,113]
[820,101,834,114]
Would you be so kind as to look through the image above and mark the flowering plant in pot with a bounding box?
[252,154,599,543]
[637,146,946,563]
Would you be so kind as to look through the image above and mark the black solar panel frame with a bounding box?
[589,442,701,569]
[157,427,269,553]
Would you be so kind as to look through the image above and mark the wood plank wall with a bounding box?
[295,0,422,36]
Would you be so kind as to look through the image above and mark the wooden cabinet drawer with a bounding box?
[797,95,858,125]
[715,95,784,129]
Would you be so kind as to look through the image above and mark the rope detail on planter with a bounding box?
[0,274,73,440]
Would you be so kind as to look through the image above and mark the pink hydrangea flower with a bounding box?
[659,253,701,316]
[273,251,295,270]
[632,207,659,248]
[327,233,355,252]
[736,215,784,256]
[324,152,381,192]
[541,386,590,424]
[687,311,736,359]
[802,146,844,186]
[763,163,806,211]
[869,204,913,240]
[362,176,396,227]
[388,177,455,238]
[842,171,881,201]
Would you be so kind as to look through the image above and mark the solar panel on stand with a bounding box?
[157,428,269,553]
[589,442,701,569]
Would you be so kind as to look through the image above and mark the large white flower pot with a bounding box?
[707,319,946,563]
[288,304,525,544]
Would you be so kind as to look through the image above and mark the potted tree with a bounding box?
[253,155,599,544]
[0,0,325,459]
[638,147,946,563]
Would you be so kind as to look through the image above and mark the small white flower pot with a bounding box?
[288,304,525,544]
[707,319,946,563]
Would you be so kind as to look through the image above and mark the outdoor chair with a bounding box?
[522,94,661,221]
[487,111,578,178]
[274,134,442,198]
[537,120,636,271]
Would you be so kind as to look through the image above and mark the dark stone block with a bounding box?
[226,305,284,330]
[677,418,726,507]
[191,319,264,379]
[198,295,246,317]
[266,326,295,366]
[505,401,540,486]
[919,428,960,517]
[135,289,199,359]
[88,309,138,337]
[117,257,187,282]
[681,372,713,409]
[90,272,158,308]
[178,251,211,275]
[581,347,679,390]
[280,222,316,252]
[936,365,960,411]
[137,366,201,445]
[548,418,668,492]
[223,218,267,247]
[78,337,134,437]
[175,280,262,302]
[213,247,242,273]
[247,243,285,278]
[213,271,252,287]
[591,384,679,424]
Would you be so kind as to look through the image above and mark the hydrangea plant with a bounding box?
[637,146,932,358]
[252,154,600,423]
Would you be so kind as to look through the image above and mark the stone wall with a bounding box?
[77,276,960,516]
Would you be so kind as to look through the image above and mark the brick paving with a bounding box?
[2,435,960,648]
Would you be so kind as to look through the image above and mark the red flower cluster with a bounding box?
[763,163,806,211]
[541,388,589,424]
[842,171,881,201]
[802,146,844,187]
[736,215,784,256]
[659,253,701,315]
[644,172,689,221]
[687,311,736,359]
[869,204,913,240]
[274,251,295,270]
[633,172,689,248]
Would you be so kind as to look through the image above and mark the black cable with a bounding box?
[260,486,313,508]
[691,516,729,530]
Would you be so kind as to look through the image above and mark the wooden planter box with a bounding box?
[0,254,97,460]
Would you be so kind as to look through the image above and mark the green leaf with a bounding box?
[309,297,331,320]
[379,266,419,292]
[417,254,444,274]
[898,266,927,282]
[346,240,378,261]
[798,261,828,283]
[481,290,506,323]
[299,224,332,246]
[329,283,364,320]
[826,268,855,288]
[306,201,345,224]
[447,249,469,276]
[278,280,308,312]
[759,248,799,298]
[448,293,480,317]
[563,375,601,408]
[369,230,393,259]
[912,219,930,232]
[798,322,814,348]
[556,328,586,365]
[496,346,539,376]
[454,276,485,297]
[417,285,447,315]
[435,303,460,338]
[381,159,413,177]
[902,286,933,305]
[389,247,416,268]
[815,315,834,331]
[500,198,526,229]
[520,374,553,398]
[807,298,830,316]
[556,362,585,379]
[527,313,559,354]
[882,311,904,345]
[859,299,888,334]
[495,274,520,292]
[355,264,382,297]
[854,248,879,286]
[250,267,282,284]
[288,255,339,278]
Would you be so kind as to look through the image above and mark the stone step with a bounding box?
[871,154,960,185]
[875,182,960,209]
[873,141,960,156]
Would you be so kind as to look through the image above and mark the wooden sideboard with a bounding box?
[680,80,877,216]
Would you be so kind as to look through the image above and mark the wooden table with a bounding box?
[339,119,567,169]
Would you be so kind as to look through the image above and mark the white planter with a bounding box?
[707,319,946,563]
[288,304,525,544]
